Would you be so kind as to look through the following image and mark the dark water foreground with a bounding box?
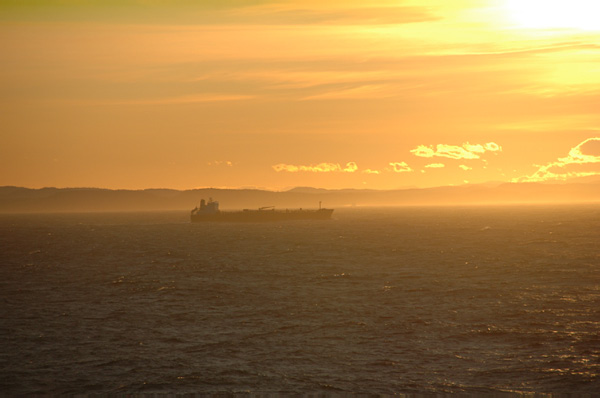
[1,205,599,395]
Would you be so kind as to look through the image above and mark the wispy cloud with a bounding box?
[301,84,395,101]
[272,161,358,173]
[411,142,502,160]
[234,5,439,26]
[41,94,256,107]
[425,163,445,168]
[459,165,472,171]
[514,137,600,182]
[118,94,255,105]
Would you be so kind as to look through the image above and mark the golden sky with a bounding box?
[2,0,600,190]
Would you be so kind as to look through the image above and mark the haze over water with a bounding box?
[1,205,599,395]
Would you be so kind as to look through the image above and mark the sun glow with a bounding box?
[505,0,600,30]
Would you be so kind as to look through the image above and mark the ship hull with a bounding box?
[191,208,333,222]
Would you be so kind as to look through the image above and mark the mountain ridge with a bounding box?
[0,181,598,213]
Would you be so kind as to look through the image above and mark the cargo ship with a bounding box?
[190,198,334,222]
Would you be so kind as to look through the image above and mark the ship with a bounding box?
[190,198,334,222]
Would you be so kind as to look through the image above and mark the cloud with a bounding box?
[208,160,233,167]
[301,84,395,101]
[236,5,439,26]
[363,169,381,174]
[411,142,502,160]
[484,142,501,152]
[425,163,445,168]
[514,137,600,182]
[272,161,414,175]
[343,162,358,172]
[459,165,472,170]
[389,162,413,173]
[52,94,256,106]
[122,94,255,105]
[462,143,486,153]
[272,161,357,173]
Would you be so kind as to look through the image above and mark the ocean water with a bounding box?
[1,205,599,396]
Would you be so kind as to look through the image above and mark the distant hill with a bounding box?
[0,182,598,213]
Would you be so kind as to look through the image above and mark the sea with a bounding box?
[1,205,599,396]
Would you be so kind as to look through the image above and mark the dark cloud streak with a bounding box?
[0,1,437,26]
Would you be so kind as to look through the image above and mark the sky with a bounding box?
[2,0,600,190]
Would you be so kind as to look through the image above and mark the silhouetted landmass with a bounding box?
[0,181,598,213]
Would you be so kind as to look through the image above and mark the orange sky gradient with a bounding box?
[2,0,600,190]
